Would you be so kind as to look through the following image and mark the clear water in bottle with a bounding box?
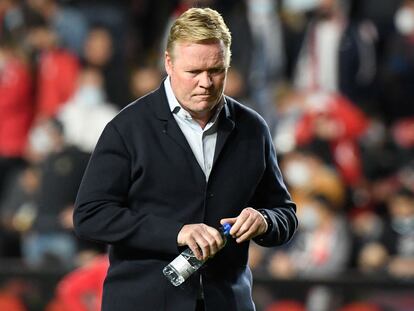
[163,223,232,286]
[163,248,204,286]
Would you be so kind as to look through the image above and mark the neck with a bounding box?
[189,111,214,129]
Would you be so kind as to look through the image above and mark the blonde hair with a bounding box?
[166,7,232,66]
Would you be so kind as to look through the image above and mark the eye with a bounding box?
[187,70,201,75]
[209,68,225,75]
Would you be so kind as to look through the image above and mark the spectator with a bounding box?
[292,0,377,108]
[26,0,88,57]
[281,150,346,208]
[82,25,129,108]
[379,0,414,123]
[0,0,27,44]
[268,194,351,278]
[25,19,79,120]
[350,210,388,274]
[58,67,118,154]
[268,194,351,311]
[294,93,369,186]
[0,39,33,199]
[0,166,39,258]
[55,255,109,311]
[244,0,285,131]
[22,118,89,268]
[383,188,414,278]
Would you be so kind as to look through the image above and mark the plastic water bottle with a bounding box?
[163,223,232,286]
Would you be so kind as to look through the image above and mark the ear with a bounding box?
[164,51,173,76]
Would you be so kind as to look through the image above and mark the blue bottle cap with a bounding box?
[222,223,232,236]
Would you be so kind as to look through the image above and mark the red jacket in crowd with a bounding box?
[0,56,33,158]
[57,255,109,311]
[36,49,79,119]
[295,93,369,185]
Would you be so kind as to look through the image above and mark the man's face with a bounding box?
[165,40,228,121]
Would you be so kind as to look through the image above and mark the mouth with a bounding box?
[194,94,213,99]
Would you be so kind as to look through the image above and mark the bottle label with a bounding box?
[169,254,194,280]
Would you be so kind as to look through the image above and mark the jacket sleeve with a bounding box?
[73,122,184,255]
[250,125,298,247]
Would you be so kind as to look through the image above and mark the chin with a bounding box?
[190,102,213,111]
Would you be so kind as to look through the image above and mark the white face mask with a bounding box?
[247,0,275,14]
[74,85,105,107]
[395,6,414,35]
[300,205,320,230]
[29,125,54,156]
[391,215,414,235]
[283,0,320,13]
[284,161,312,188]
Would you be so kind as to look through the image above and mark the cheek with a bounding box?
[175,77,196,98]
[182,77,198,91]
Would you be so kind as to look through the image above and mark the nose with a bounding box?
[199,71,213,89]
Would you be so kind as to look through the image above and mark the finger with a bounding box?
[204,226,228,258]
[188,240,203,260]
[196,236,211,261]
[182,225,207,260]
[230,211,251,237]
[235,218,262,243]
[195,226,222,260]
[220,217,237,226]
[203,234,219,258]
[234,215,256,238]
[206,227,224,254]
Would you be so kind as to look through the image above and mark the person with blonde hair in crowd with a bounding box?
[74,7,297,311]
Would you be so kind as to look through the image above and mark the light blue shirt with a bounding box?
[164,77,223,181]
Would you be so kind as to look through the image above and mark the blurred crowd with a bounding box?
[0,0,413,310]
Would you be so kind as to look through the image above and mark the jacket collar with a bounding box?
[150,78,232,122]
[149,79,235,169]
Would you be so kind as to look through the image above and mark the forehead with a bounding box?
[172,40,227,68]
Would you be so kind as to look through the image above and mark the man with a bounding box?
[74,7,297,311]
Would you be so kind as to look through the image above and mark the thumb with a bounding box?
[220,217,237,226]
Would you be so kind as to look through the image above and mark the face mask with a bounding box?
[283,0,320,13]
[74,86,105,107]
[29,125,54,156]
[300,205,320,230]
[395,7,414,35]
[284,161,311,188]
[391,216,414,235]
[247,0,275,14]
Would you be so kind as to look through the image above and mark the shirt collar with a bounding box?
[164,76,182,115]
[164,76,225,125]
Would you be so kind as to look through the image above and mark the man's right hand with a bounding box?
[177,224,225,261]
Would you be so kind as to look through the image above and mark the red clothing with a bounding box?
[57,256,109,311]
[392,117,414,148]
[0,293,27,311]
[36,49,79,119]
[295,94,369,185]
[0,57,33,157]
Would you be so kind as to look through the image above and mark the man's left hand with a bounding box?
[220,207,268,243]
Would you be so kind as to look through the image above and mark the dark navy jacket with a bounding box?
[74,83,297,311]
